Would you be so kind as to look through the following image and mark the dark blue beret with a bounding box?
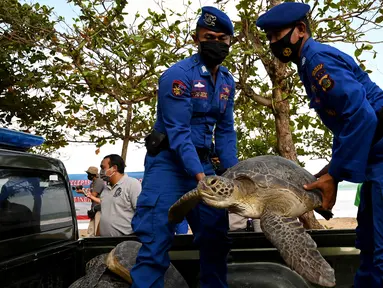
[256,2,310,31]
[197,6,234,36]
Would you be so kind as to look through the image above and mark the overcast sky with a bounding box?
[27,0,383,175]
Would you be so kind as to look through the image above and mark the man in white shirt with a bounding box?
[96,154,142,236]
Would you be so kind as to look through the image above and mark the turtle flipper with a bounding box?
[299,211,325,230]
[260,210,336,287]
[168,188,201,223]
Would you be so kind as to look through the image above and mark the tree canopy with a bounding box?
[1,0,382,163]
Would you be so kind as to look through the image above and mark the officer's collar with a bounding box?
[299,37,314,70]
[192,53,229,76]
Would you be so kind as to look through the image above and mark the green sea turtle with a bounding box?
[69,241,188,288]
[168,155,336,287]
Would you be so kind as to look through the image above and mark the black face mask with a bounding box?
[199,41,230,68]
[87,174,94,181]
[270,26,303,63]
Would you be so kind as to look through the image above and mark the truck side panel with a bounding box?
[78,230,359,288]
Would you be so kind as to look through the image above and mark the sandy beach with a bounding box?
[318,217,357,229]
[79,217,358,238]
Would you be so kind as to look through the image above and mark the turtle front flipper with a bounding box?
[260,210,336,287]
[299,211,325,230]
[168,188,201,223]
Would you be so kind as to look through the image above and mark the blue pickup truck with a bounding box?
[0,128,359,287]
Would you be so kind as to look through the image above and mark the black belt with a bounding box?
[145,130,211,161]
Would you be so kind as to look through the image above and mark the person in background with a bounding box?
[96,154,142,237]
[228,212,262,233]
[80,166,105,237]
[354,183,363,207]
[256,2,383,287]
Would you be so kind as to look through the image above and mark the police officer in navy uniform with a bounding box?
[256,2,383,287]
[130,6,238,288]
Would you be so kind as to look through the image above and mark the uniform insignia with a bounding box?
[203,13,216,26]
[319,74,334,92]
[220,84,231,100]
[314,69,326,81]
[194,81,205,88]
[312,63,324,77]
[326,109,336,116]
[283,47,292,57]
[302,57,306,66]
[311,85,317,93]
[191,80,208,99]
[201,65,208,74]
[220,94,229,100]
[172,80,187,96]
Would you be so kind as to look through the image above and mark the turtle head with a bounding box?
[168,176,240,224]
[198,176,238,208]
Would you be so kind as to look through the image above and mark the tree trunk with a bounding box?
[121,103,133,162]
[273,88,297,162]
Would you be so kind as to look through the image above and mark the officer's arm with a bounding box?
[214,81,238,169]
[158,67,204,177]
[309,53,377,183]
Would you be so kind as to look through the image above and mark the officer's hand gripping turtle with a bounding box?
[257,4,383,288]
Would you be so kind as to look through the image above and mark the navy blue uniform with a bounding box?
[256,2,383,286]
[130,52,238,288]
[299,38,383,287]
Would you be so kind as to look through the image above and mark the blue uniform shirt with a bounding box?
[153,53,238,177]
[298,38,383,183]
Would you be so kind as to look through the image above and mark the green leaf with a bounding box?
[329,2,339,9]
[354,49,362,58]
[364,44,373,50]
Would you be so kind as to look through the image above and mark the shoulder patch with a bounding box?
[325,109,336,116]
[312,63,324,77]
[172,80,187,96]
[318,74,335,92]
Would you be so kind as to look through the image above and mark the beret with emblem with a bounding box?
[197,6,234,36]
[256,2,310,31]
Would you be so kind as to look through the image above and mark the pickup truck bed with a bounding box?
[0,130,359,288]
[1,229,359,288]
